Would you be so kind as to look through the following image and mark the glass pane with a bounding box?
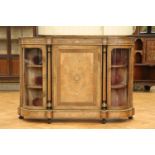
[0,40,7,54]
[26,89,43,106]
[111,48,128,65]
[27,68,42,86]
[11,27,21,55]
[111,68,127,85]
[140,26,147,33]
[24,48,43,107]
[11,27,22,39]
[21,27,33,37]
[25,48,42,65]
[111,88,127,107]
[111,48,129,108]
[11,27,33,38]
[0,27,7,39]
[11,40,20,54]
[151,26,155,33]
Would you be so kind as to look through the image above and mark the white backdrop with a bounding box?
[38,26,134,35]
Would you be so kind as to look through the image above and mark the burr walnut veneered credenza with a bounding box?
[18,36,135,123]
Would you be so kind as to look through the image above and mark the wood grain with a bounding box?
[52,45,102,110]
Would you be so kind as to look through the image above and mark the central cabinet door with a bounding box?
[52,45,102,110]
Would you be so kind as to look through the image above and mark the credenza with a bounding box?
[18,36,134,123]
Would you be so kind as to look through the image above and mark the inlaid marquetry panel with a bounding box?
[52,45,102,110]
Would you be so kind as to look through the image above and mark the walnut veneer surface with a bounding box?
[0,91,154,128]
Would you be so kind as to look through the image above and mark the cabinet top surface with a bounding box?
[20,36,134,46]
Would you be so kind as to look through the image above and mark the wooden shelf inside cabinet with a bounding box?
[134,63,146,66]
[111,65,127,68]
[26,65,42,68]
[0,38,7,41]
[0,75,19,78]
[27,85,42,89]
[11,38,19,41]
[24,105,44,110]
[111,84,127,89]
[134,63,155,66]
[134,80,155,82]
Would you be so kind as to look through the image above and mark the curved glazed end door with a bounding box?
[22,45,47,110]
[107,47,133,110]
[52,45,102,110]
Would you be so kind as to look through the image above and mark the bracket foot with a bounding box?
[102,119,107,124]
[128,116,133,120]
[47,119,52,124]
[19,115,24,119]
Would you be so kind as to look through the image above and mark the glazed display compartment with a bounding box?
[111,88,128,108]
[24,47,44,108]
[111,48,129,66]
[26,89,43,107]
[111,68,127,86]
[27,68,42,87]
[110,48,129,109]
[25,48,42,66]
